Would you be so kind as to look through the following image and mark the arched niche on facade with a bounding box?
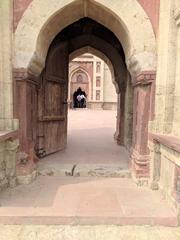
[69,66,91,101]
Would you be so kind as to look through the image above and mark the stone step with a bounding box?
[37,163,131,178]
[0,176,178,227]
[1,225,180,240]
[0,215,178,226]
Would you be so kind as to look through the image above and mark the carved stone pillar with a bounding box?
[13,68,38,150]
[0,133,19,190]
[0,142,7,189]
[5,139,19,187]
[149,141,161,190]
[13,68,38,183]
[131,71,156,182]
[114,94,120,143]
[114,83,126,146]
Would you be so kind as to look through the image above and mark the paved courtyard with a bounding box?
[42,109,130,166]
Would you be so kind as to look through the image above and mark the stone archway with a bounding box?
[13,0,156,182]
[69,46,118,95]
[14,0,156,76]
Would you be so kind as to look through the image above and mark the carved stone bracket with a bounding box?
[13,68,39,85]
[127,52,156,79]
[174,8,180,27]
[132,71,156,87]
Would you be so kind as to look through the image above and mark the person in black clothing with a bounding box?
[73,90,78,108]
[81,90,87,108]
[73,87,87,108]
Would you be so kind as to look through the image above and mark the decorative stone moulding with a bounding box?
[132,71,156,87]
[13,68,39,84]
[13,68,28,81]
[174,9,180,27]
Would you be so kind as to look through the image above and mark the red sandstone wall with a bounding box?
[77,62,93,81]
[137,0,160,35]
[13,0,33,31]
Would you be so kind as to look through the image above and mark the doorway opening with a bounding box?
[38,48,131,174]
[35,17,132,160]
[14,0,156,179]
[68,53,117,110]
[35,17,133,174]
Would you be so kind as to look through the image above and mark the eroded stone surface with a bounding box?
[17,170,37,185]
[74,164,131,178]
[0,225,180,240]
[37,164,74,177]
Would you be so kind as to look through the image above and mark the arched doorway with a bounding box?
[14,0,156,181]
[69,67,90,108]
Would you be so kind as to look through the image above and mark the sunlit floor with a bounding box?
[41,109,130,168]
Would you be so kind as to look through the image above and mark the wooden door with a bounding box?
[37,42,68,156]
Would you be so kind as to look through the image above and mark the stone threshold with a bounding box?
[0,225,180,240]
[37,163,131,178]
[0,216,178,226]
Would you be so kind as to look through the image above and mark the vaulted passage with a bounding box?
[34,17,130,159]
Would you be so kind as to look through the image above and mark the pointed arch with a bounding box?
[14,0,156,76]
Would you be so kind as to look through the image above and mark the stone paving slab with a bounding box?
[37,163,74,176]
[73,164,131,177]
[37,163,131,178]
[0,225,180,240]
[0,176,178,226]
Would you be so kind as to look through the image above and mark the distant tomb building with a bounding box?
[69,54,117,110]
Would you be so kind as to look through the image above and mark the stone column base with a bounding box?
[17,170,37,185]
[114,133,123,146]
[16,148,38,185]
[131,149,150,186]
